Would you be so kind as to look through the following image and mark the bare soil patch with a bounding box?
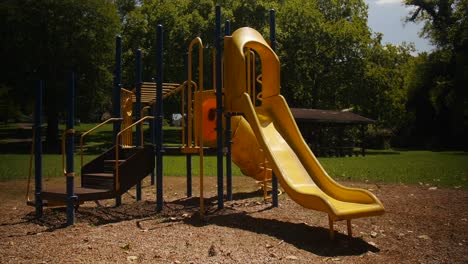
[0,177,467,263]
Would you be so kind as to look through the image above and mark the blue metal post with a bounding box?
[66,72,77,225]
[270,9,279,207]
[215,5,224,209]
[155,25,164,211]
[224,20,233,201]
[184,53,192,197]
[34,80,43,218]
[114,35,123,207]
[136,49,142,201]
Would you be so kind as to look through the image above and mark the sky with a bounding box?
[364,0,433,52]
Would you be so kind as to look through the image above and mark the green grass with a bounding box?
[0,154,242,181]
[0,150,466,189]
[0,122,182,155]
[1,123,467,188]
[319,150,468,188]
[0,154,98,181]
[163,156,242,176]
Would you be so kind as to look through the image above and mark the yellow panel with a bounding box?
[194,90,217,147]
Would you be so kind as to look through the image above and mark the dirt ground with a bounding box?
[0,176,466,263]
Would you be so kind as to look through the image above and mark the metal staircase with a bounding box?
[41,146,154,203]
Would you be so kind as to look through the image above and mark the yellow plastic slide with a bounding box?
[224,27,384,233]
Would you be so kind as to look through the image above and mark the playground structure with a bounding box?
[29,6,384,239]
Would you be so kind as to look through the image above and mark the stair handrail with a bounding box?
[115,115,155,192]
[121,88,134,147]
[181,80,198,147]
[80,117,123,169]
[61,128,75,175]
[188,36,205,216]
[140,105,152,143]
[187,37,203,148]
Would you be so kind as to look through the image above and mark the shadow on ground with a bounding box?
[183,205,379,257]
[20,190,378,257]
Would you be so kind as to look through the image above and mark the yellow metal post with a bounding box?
[188,37,205,217]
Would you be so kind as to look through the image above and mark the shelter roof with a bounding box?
[290,108,374,125]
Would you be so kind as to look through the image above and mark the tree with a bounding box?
[276,0,371,110]
[120,0,217,118]
[120,0,412,134]
[276,0,416,144]
[1,0,120,152]
[405,0,467,148]
[114,0,139,21]
[361,37,414,130]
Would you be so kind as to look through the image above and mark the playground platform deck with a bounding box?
[41,186,114,203]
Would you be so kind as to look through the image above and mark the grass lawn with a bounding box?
[320,150,468,188]
[1,123,466,189]
[0,150,466,189]
[0,154,243,181]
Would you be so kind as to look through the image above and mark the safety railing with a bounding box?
[187,36,205,215]
[61,128,76,177]
[246,49,264,106]
[121,88,134,147]
[79,118,123,169]
[187,37,204,148]
[115,115,154,192]
[140,105,152,143]
[181,80,197,147]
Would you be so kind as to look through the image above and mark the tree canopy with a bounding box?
[1,0,465,149]
[403,0,467,148]
[1,0,120,150]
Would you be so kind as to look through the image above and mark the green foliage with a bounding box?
[3,0,461,149]
[361,39,414,131]
[274,0,413,137]
[0,85,23,123]
[121,0,216,88]
[0,154,98,181]
[1,0,120,117]
[405,0,467,50]
[403,0,467,148]
[115,0,139,21]
[277,0,370,109]
[1,0,120,151]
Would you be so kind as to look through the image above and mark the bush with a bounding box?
[366,126,393,149]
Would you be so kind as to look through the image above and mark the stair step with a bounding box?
[40,186,114,203]
[104,160,126,163]
[82,173,114,190]
[82,173,113,178]
[102,160,126,173]
[118,147,143,158]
